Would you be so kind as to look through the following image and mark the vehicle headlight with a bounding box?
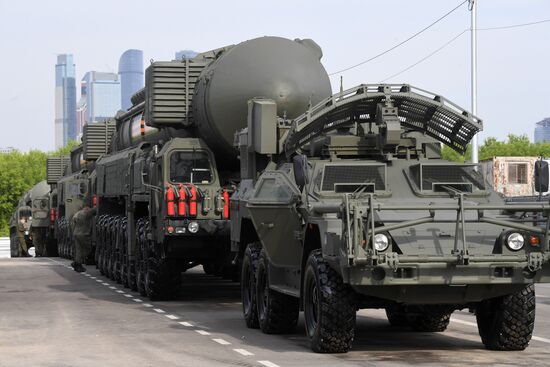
[506,232,524,251]
[373,233,390,252]
[188,221,199,234]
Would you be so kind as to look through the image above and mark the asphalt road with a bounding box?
[1,258,550,367]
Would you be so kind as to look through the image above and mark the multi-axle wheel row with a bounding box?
[95,215,181,300]
[56,217,72,259]
[241,243,536,353]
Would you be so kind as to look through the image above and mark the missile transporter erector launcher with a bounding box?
[233,84,550,352]
[94,36,331,299]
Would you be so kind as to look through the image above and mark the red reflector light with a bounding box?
[167,226,175,234]
[529,235,540,246]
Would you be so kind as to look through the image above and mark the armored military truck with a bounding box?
[9,195,32,257]
[232,84,550,353]
[27,180,54,256]
[94,36,330,300]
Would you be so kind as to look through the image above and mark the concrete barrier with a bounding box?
[0,237,10,259]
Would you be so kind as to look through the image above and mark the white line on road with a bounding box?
[233,349,254,356]
[532,336,550,343]
[153,308,165,314]
[142,303,153,308]
[258,361,280,367]
[165,314,179,320]
[212,338,231,345]
[451,317,477,327]
[451,317,550,344]
[124,294,133,298]
[90,277,97,279]
[95,279,102,282]
[178,321,193,327]
[102,282,110,286]
[116,290,125,294]
[195,330,210,335]
[109,286,117,290]
[132,298,142,303]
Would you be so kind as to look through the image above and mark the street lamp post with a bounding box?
[470,0,478,163]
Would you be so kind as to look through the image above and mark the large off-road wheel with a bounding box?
[476,284,535,350]
[241,242,261,328]
[256,249,299,334]
[385,306,409,327]
[10,233,19,258]
[407,306,452,332]
[304,250,356,353]
[145,257,181,301]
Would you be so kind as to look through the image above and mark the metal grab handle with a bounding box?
[260,222,275,229]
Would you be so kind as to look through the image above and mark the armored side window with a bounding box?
[170,151,212,184]
[320,164,387,193]
[407,163,486,195]
[251,171,300,205]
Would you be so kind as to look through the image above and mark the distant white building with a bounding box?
[534,117,550,143]
[0,147,15,154]
[81,71,121,125]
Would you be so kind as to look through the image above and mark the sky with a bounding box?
[0,0,548,152]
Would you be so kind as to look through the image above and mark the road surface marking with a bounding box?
[165,314,179,320]
[102,282,110,286]
[124,294,133,298]
[132,298,143,303]
[95,279,102,282]
[212,338,231,345]
[153,308,165,314]
[90,277,97,279]
[179,321,193,327]
[532,336,550,344]
[233,349,254,356]
[116,290,125,294]
[451,318,477,327]
[195,330,210,335]
[109,286,117,290]
[84,274,91,277]
[451,317,550,344]
[258,361,280,367]
[142,303,153,308]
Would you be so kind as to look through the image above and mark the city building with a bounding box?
[54,54,77,148]
[76,80,88,140]
[0,147,15,154]
[175,50,198,60]
[81,71,121,125]
[534,117,550,143]
[118,49,144,110]
[481,156,538,197]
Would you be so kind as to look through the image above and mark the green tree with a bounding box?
[0,141,78,236]
[442,135,550,162]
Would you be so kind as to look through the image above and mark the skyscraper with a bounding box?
[54,54,77,148]
[118,49,143,110]
[81,71,121,125]
[175,50,198,60]
[534,118,550,143]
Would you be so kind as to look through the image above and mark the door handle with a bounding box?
[260,222,275,229]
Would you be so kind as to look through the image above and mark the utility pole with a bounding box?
[470,0,478,163]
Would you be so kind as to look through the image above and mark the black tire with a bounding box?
[385,307,409,327]
[256,249,299,334]
[145,257,181,301]
[241,242,261,329]
[407,306,452,332]
[476,284,535,351]
[303,250,356,353]
[10,233,19,258]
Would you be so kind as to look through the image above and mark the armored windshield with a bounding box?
[170,151,212,184]
[408,163,486,194]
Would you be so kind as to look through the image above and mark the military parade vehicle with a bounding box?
[232,84,550,353]
[93,36,330,300]
[26,180,56,256]
[9,193,32,257]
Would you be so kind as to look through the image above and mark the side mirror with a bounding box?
[293,154,308,190]
[535,160,549,193]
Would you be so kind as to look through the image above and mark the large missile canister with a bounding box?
[193,36,332,167]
